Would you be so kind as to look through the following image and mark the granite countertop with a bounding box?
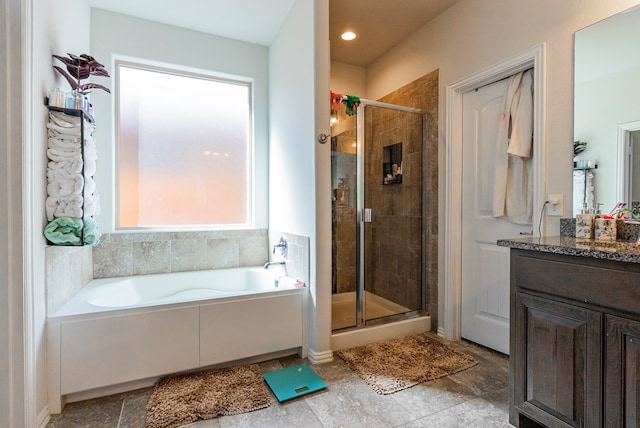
[497,236,640,264]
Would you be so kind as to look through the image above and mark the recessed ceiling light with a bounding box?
[341,31,357,41]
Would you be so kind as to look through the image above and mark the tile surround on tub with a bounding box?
[269,231,310,286]
[92,229,270,279]
[45,246,93,315]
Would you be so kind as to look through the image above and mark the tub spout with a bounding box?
[264,260,286,269]
[264,261,287,276]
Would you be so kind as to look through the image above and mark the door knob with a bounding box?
[317,133,330,144]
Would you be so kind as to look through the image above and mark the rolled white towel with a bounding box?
[46,169,84,197]
[49,111,81,128]
[48,155,83,174]
[83,193,100,217]
[47,121,81,136]
[47,137,81,152]
[83,156,97,177]
[45,194,83,221]
[83,176,96,196]
[83,146,98,165]
[47,147,82,162]
[48,130,81,144]
[84,137,97,153]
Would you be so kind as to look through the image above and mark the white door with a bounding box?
[461,78,533,354]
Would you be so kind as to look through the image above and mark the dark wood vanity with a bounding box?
[499,236,640,427]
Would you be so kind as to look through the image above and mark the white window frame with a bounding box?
[113,58,255,230]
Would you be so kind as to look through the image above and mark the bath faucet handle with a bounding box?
[273,236,288,257]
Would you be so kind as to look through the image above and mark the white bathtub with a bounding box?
[85,268,289,308]
[47,267,308,413]
[53,266,298,315]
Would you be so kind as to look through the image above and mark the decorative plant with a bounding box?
[52,53,110,94]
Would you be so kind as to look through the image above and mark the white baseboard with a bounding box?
[307,348,334,364]
[437,326,446,338]
[37,406,50,428]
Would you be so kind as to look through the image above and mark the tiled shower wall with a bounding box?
[45,229,309,315]
[369,70,438,325]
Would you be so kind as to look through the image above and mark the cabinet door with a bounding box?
[513,292,602,427]
[605,315,640,427]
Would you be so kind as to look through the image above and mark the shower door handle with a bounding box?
[363,208,372,223]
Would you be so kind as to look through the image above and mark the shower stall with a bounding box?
[331,99,429,334]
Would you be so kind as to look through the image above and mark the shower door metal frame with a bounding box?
[354,99,428,329]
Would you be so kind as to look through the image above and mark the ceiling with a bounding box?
[88,0,460,67]
[87,0,298,46]
[330,0,460,67]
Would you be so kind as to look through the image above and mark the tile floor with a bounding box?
[47,333,511,428]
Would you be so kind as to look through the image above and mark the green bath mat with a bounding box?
[263,363,327,402]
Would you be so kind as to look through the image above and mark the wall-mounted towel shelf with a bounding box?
[44,105,101,246]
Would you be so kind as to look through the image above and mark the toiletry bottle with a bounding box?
[576,203,595,239]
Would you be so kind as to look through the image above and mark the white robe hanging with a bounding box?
[492,69,534,224]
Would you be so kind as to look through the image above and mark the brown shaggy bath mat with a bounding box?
[336,333,478,394]
[145,364,271,428]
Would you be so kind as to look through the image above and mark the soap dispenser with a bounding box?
[575,203,595,239]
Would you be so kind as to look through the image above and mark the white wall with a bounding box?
[330,60,366,97]
[90,9,270,231]
[30,0,91,422]
[1,1,26,425]
[270,0,331,358]
[363,0,640,332]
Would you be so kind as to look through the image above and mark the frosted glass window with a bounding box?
[116,63,252,228]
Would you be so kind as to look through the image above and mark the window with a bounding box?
[116,61,253,228]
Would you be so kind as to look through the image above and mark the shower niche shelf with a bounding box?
[382,142,403,185]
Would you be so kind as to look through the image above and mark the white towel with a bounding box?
[46,194,83,220]
[83,146,97,166]
[47,121,82,136]
[83,193,100,218]
[47,147,82,162]
[48,125,80,137]
[48,155,83,174]
[83,176,96,196]
[573,169,595,216]
[84,136,97,152]
[83,156,97,177]
[49,111,80,127]
[47,137,81,151]
[46,169,84,197]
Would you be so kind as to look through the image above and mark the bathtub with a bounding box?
[47,267,308,413]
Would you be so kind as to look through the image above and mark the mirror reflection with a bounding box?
[573,5,640,216]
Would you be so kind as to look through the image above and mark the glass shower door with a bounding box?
[359,104,424,323]
[331,125,358,330]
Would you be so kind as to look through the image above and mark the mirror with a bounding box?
[573,5,640,216]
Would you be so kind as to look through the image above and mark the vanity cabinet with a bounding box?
[509,248,640,427]
[605,315,640,427]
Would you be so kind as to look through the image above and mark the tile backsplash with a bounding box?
[93,229,270,278]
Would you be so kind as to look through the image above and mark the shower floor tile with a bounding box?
[46,332,510,428]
